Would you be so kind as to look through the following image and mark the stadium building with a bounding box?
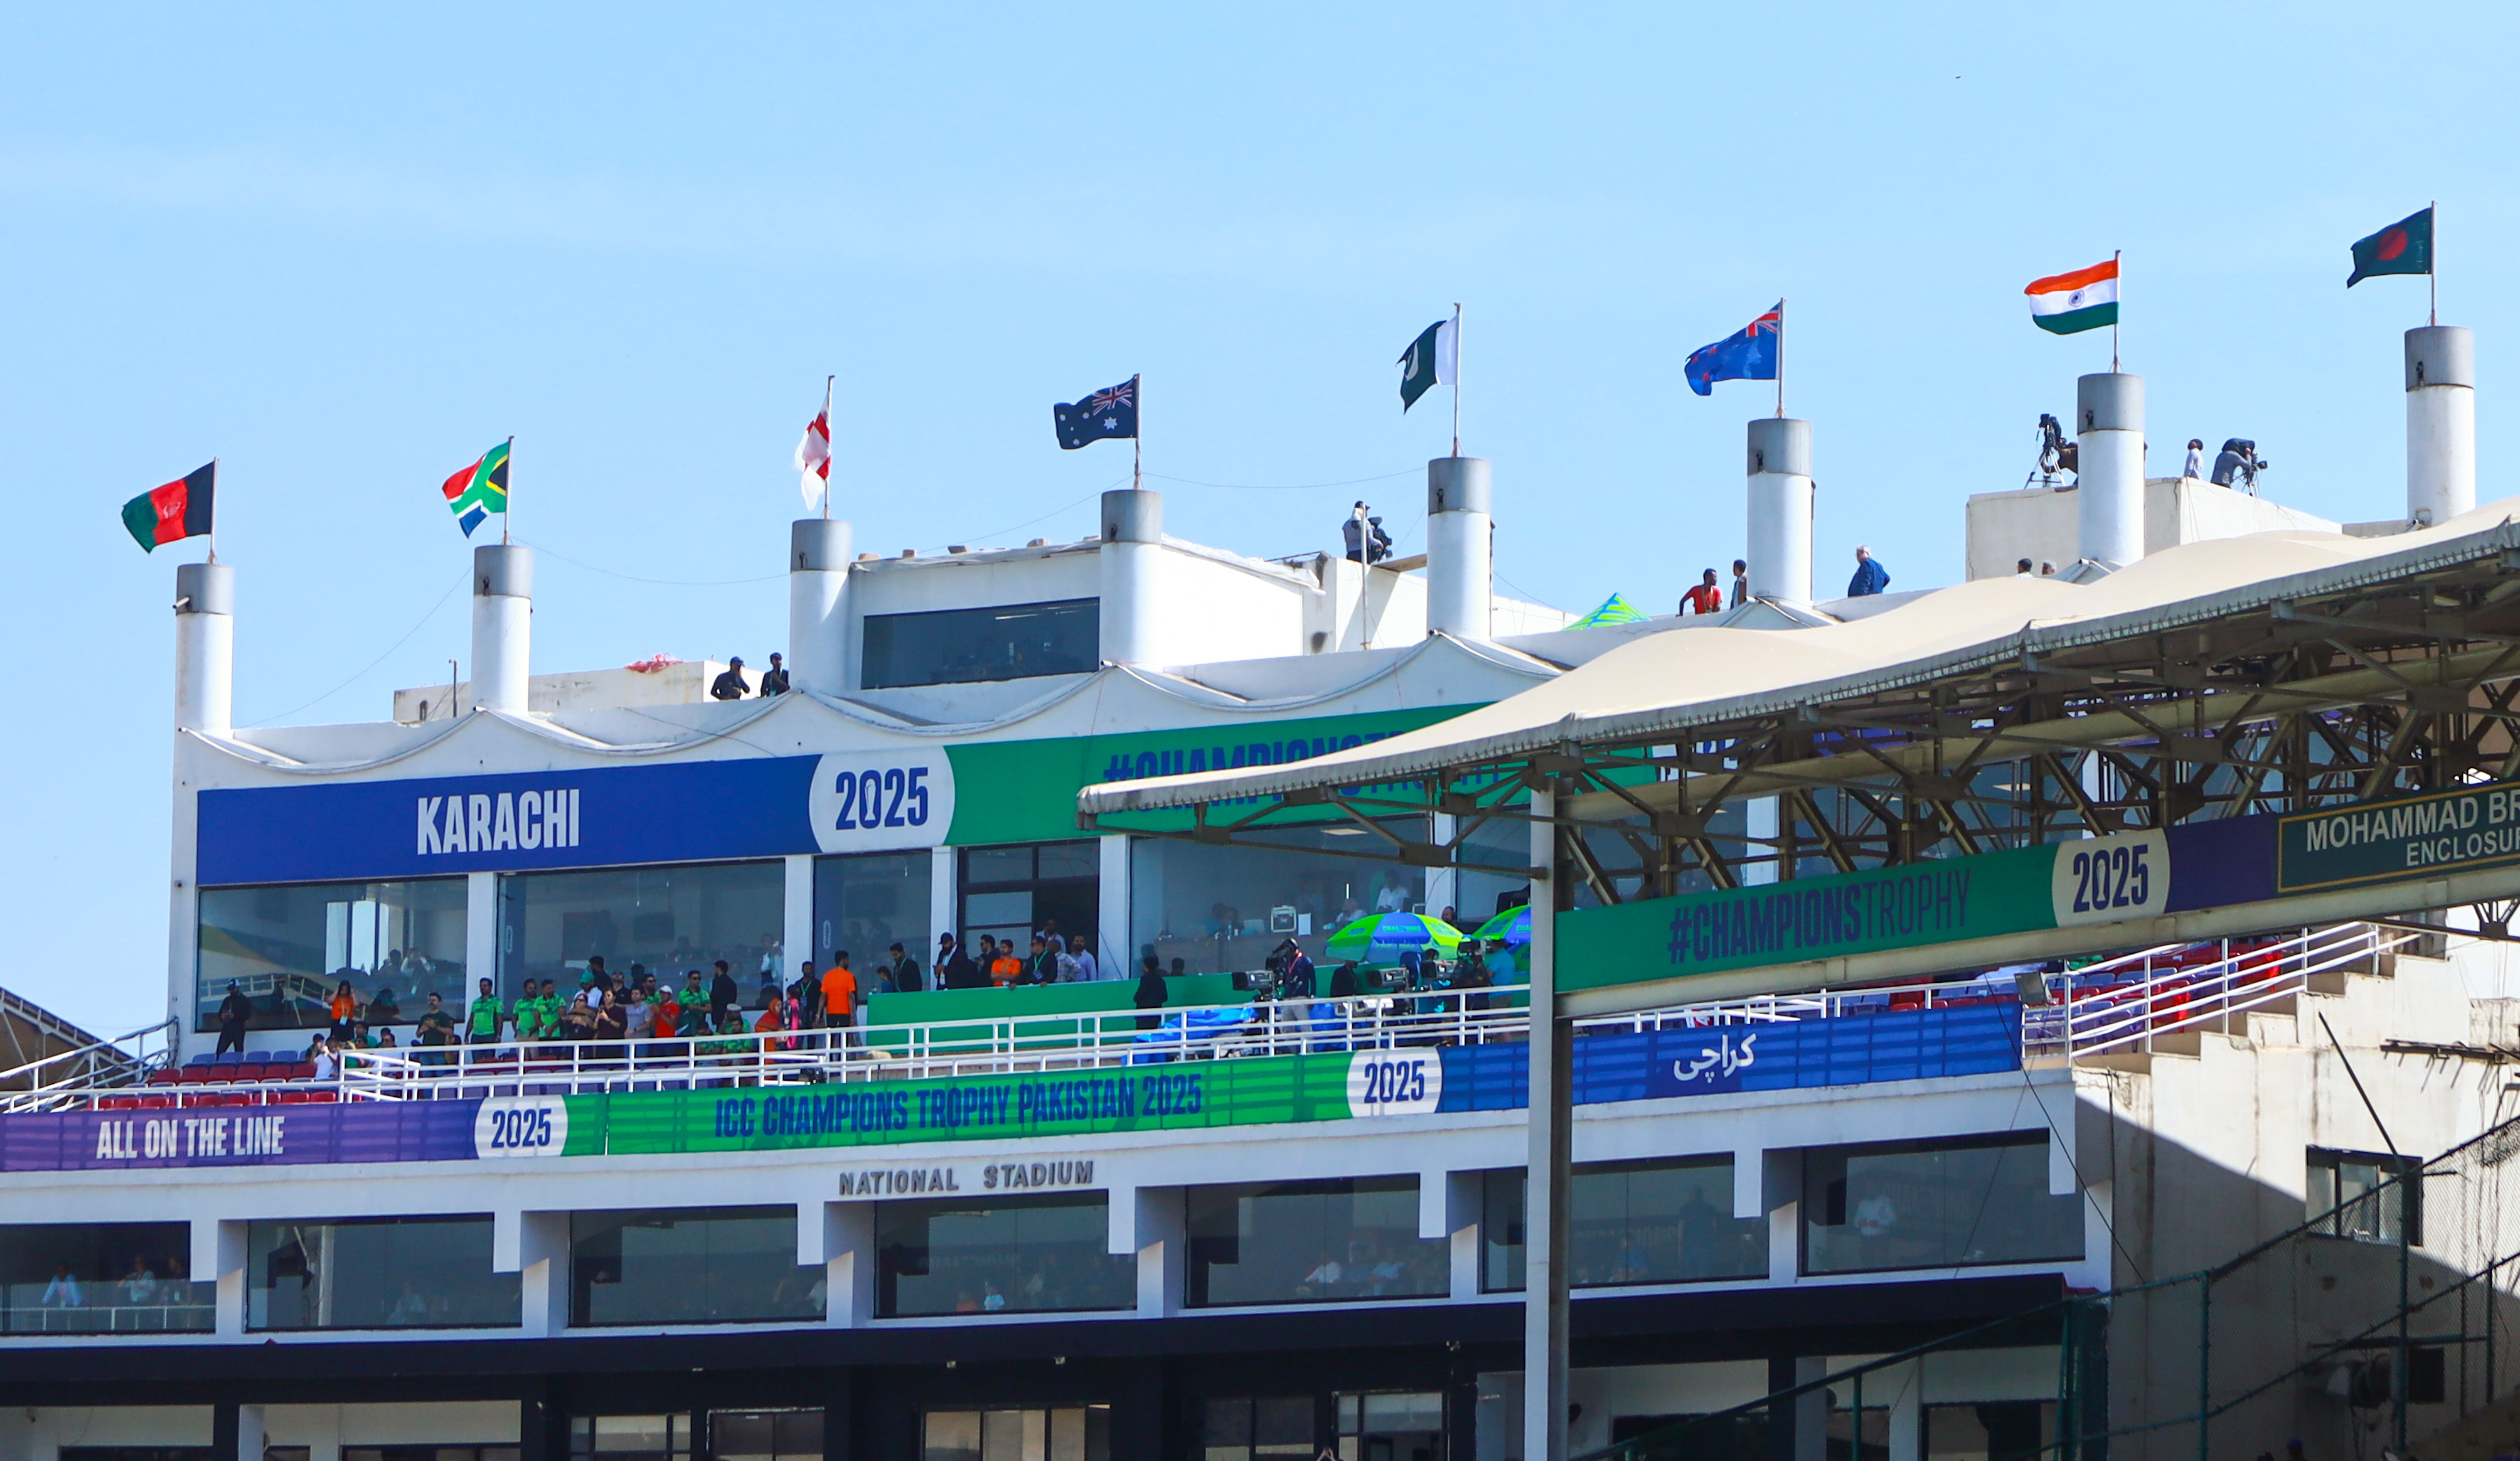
[2,339,2519,1461]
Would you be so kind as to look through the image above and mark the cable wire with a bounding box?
[239,569,469,728]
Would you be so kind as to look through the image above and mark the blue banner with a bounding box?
[197,757,823,885]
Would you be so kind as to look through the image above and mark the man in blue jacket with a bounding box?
[1847,545,1889,597]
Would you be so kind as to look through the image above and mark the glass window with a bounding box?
[2307,1148,2421,1245]
[1201,1396,1316,1460]
[343,1450,518,1461]
[814,852,932,985]
[0,1222,210,1334]
[1185,1177,1446,1307]
[920,1409,1108,1461]
[1335,1392,1444,1461]
[1803,1134,2083,1275]
[1923,1401,2056,1461]
[245,1216,518,1330]
[569,1207,823,1327]
[1129,826,1431,977]
[957,842,1101,965]
[862,599,1100,690]
[568,1418,689,1461]
[196,879,467,1032]
[500,862,786,1009]
[707,1412,821,1461]
[875,1192,1135,1317]
[1482,1156,1768,1292]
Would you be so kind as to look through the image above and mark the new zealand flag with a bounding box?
[1684,302,1781,397]
[1054,376,1139,449]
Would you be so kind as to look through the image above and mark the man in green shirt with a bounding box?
[515,979,557,1043]
[468,977,506,1048]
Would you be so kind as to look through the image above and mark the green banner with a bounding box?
[943,705,1480,845]
[2278,781,2520,894]
[1553,844,2060,992]
[557,1052,1364,1157]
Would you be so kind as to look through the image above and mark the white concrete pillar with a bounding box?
[497,1210,570,1336]
[2407,326,2475,527]
[465,870,499,1007]
[1097,834,1129,980]
[1524,788,1570,1461]
[1425,458,1493,640]
[808,1200,875,1327]
[234,1406,265,1461]
[469,545,532,714]
[1442,1171,1483,1300]
[174,561,235,736]
[2076,374,2144,569]
[1746,420,1813,603]
[1111,1186,1183,1316]
[1097,488,1163,666]
[788,519,853,693]
[206,1218,247,1337]
[783,854,814,989]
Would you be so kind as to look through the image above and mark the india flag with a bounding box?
[2025,258,2119,336]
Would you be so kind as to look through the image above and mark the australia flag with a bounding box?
[1054,376,1140,449]
[1684,302,1781,397]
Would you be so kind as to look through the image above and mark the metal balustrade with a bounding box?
[0,920,2420,1111]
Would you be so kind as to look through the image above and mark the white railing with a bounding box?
[24,923,2416,1111]
[2024,922,2406,1060]
[0,1017,177,1111]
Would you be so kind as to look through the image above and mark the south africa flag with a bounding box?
[121,462,216,551]
[441,441,510,537]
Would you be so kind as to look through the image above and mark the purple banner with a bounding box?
[1,1101,481,1172]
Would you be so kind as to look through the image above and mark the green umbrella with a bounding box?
[1323,911,1464,964]
[1470,906,1532,948]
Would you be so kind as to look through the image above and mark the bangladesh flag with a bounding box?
[121,462,216,552]
[441,440,510,537]
[2349,206,2432,287]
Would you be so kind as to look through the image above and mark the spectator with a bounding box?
[215,981,254,1055]
[709,960,740,1024]
[939,933,982,990]
[1367,515,1393,564]
[1071,938,1098,983]
[759,652,791,696]
[120,1257,158,1307]
[2039,560,2058,577]
[1847,545,1889,597]
[311,1036,340,1081]
[328,980,358,1041]
[1342,502,1372,563]
[1682,569,1724,616]
[710,657,750,700]
[40,1263,80,1309]
[1040,916,1065,953]
[1374,870,1411,914]
[1729,559,1749,608]
[2015,557,2034,576]
[373,1028,399,1051]
[885,942,924,994]
[530,979,563,1041]
[622,988,656,1044]
[989,938,1023,987]
[821,953,858,1032]
[1133,955,1169,1031]
[414,993,457,1064]
[1027,934,1058,985]
[593,992,629,1044]
[467,977,505,1046]
[2184,438,2206,480]
[1330,961,1362,997]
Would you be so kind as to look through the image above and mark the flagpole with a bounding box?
[207,457,220,564]
[1133,374,1143,493]
[1451,302,1463,458]
[503,436,515,545]
[821,375,835,520]
[2430,200,2438,328]
[1775,299,1786,419]
[2111,251,2122,373]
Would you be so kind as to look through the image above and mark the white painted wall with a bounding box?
[1965,478,2343,581]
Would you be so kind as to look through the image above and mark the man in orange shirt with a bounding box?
[820,953,858,1037]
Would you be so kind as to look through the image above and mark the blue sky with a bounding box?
[3,3,2513,1033]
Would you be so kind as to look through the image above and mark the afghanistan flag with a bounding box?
[2349,206,2433,287]
[121,462,216,552]
[442,441,510,537]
